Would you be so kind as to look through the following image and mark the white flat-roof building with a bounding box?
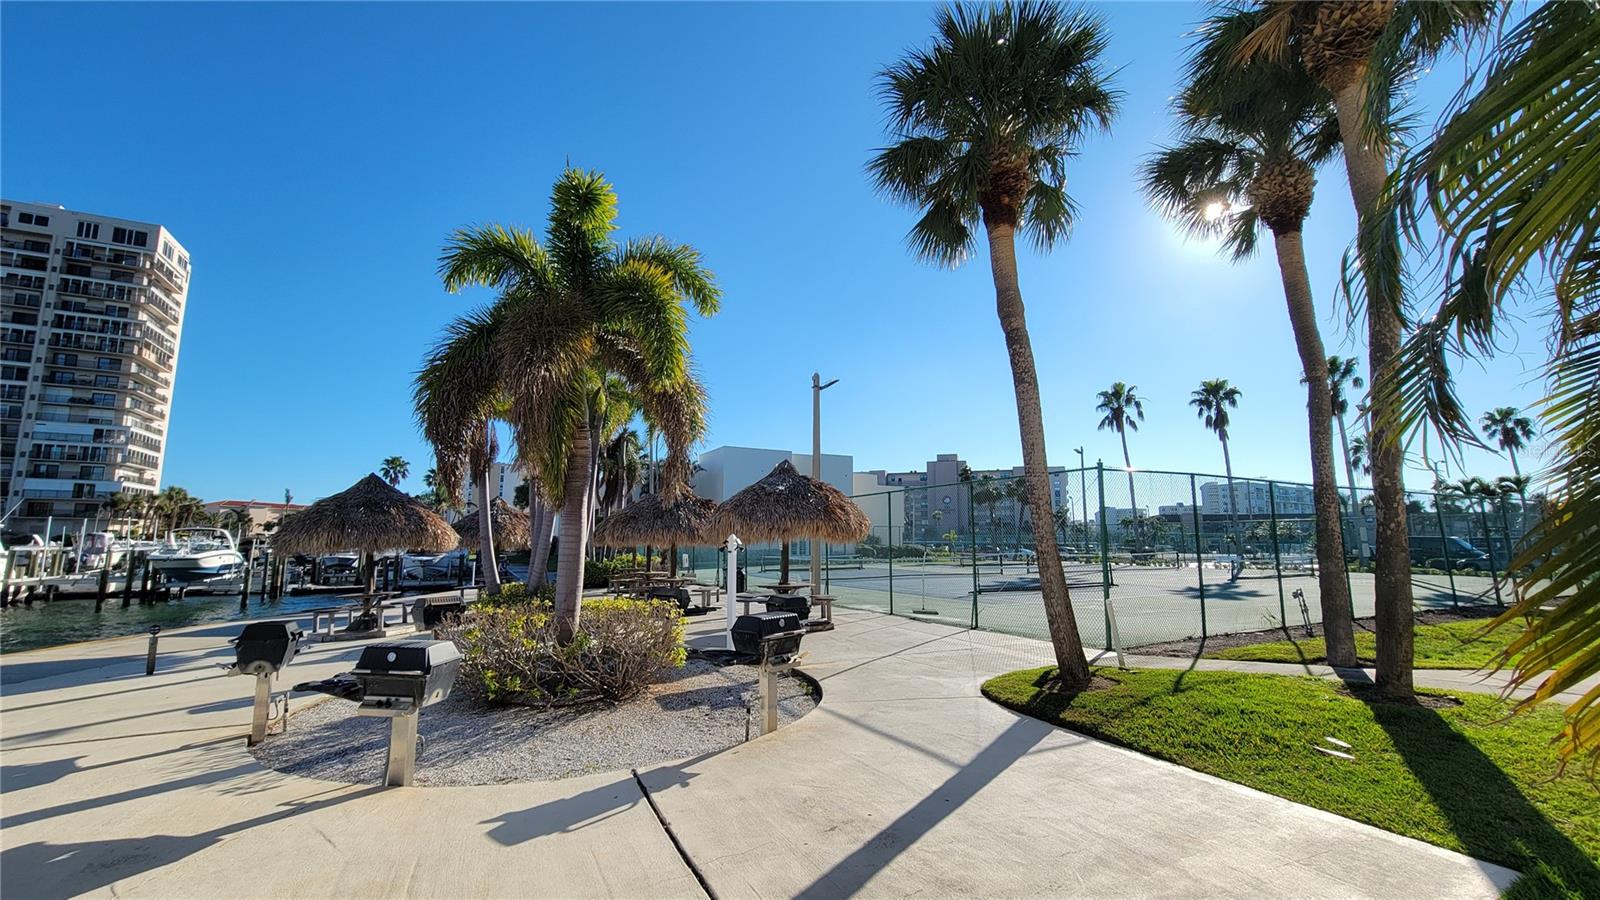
[1199,480,1314,516]
[1,201,190,538]
[692,446,853,503]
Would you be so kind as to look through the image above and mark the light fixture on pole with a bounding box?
[810,373,839,595]
[1075,447,1088,556]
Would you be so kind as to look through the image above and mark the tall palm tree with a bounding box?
[1005,476,1030,551]
[1142,39,1355,664]
[1326,355,1367,561]
[1231,0,1496,700]
[1374,3,1597,760]
[868,1,1117,690]
[1094,382,1144,514]
[1480,407,1535,480]
[1347,434,1371,478]
[1190,378,1244,560]
[379,456,410,488]
[422,169,718,641]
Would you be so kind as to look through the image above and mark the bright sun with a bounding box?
[1203,201,1228,222]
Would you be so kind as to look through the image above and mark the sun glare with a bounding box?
[1203,201,1228,222]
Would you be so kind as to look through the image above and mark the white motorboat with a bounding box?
[147,527,246,584]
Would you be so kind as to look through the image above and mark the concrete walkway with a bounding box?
[1,609,1516,898]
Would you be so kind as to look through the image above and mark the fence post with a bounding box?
[1434,501,1459,609]
[1497,500,1516,594]
[1189,475,1207,639]
[1097,462,1112,648]
[969,478,979,629]
[1268,481,1286,627]
[1477,500,1503,607]
[887,495,894,616]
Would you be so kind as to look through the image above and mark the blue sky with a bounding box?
[1,2,1541,503]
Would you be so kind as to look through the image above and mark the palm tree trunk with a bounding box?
[1272,229,1357,667]
[1221,435,1240,576]
[779,541,790,583]
[1119,430,1138,514]
[1508,446,1522,480]
[984,219,1093,688]
[553,420,593,643]
[529,501,556,587]
[1335,413,1368,560]
[1334,74,1414,699]
[475,468,501,597]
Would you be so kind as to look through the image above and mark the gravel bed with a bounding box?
[252,659,817,786]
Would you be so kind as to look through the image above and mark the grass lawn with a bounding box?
[1205,617,1525,669]
[982,666,1598,899]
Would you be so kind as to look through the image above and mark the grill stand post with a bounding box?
[249,672,272,746]
[758,658,792,737]
[386,712,420,786]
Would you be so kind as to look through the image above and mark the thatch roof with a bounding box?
[454,498,531,550]
[711,460,871,544]
[594,491,719,548]
[271,474,459,556]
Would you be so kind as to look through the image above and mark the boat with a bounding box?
[401,550,465,585]
[147,527,246,584]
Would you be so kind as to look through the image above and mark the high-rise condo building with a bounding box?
[0,200,190,539]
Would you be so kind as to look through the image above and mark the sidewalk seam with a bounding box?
[632,767,719,900]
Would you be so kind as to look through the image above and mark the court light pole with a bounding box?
[1075,447,1088,556]
[811,373,839,594]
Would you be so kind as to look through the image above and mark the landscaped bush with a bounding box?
[583,552,649,588]
[441,596,685,705]
[481,581,555,607]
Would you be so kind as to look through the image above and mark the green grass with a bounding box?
[982,666,1599,898]
[1206,617,1525,669]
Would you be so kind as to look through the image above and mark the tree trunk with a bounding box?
[553,420,593,643]
[1508,446,1521,480]
[586,412,603,562]
[1272,229,1357,667]
[1119,430,1138,513]
[984,220,1093,688]
[1335,413,1369,560]
[779,541,790,583]
[1334,75,1414,698]
[475,427,501,597]
[1221,435,1241,578]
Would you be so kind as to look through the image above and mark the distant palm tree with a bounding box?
[1094,383,1144,514]
[379,456,410,488]
[1347,435,1371,478]
[1190,378,1244,555]
[1480,407,1535,480]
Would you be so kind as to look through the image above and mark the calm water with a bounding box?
[0,565,532,654]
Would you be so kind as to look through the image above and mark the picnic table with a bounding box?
[307,592,403,637]
[757,581,811,594]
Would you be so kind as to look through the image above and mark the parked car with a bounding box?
[1409,534,1492,571]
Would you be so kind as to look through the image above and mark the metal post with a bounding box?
[385,712,419,787]
[1097,462,1112,647]
[1434,502,1459,609]
[1477,500,1503,607]
[810,373,837,599]
[1190,475,1207,638]
[724,534,741,650]
[145,625,160,675]
[968,477,979,629]
[1268,481,1286,627]
[760,662,780,736]
[886,498,894,616]
[249,672,272,746]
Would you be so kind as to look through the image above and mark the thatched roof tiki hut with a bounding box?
[271,474,458,634]
[593,490,718,577]
[453,497,531,553]
[711,459,871,586]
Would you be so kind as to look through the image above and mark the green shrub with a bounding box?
[441,597,685,704]
[582,553,650,588]
[481,581,555,607]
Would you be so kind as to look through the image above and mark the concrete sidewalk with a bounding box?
[1,609,1516,898]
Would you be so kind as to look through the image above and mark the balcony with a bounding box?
[1,238,52,253]
[62,241,144,268]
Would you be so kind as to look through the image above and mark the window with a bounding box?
[111,227,147,247]
[76,221,101,240]
[17,213,32,225]
[36,216,49,227]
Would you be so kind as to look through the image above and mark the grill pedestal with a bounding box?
[250,672,273,746]
[358,698,421,786]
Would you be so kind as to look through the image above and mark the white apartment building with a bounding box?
[1198,480,1314,517]
[1,201,190,538]
[692,446,853,503]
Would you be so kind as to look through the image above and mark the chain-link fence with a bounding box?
[804,465,1540,650]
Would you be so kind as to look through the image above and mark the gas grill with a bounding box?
[228,620,304,746]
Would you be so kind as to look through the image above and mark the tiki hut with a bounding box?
[271,474,458,632]
[594,490,718,576]
[453,498,531,551]
[711,459,871,583]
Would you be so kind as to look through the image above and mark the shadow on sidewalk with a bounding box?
[1366,699,1599,898]
[794,717,1051,899]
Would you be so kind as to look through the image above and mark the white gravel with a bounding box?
[252,659,817,786]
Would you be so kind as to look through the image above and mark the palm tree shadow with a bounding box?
[1364,699,1599,897]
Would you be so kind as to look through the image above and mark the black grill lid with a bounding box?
[354,640,460,674]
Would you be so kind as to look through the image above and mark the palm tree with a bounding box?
[1325,355,1368,559]
[1094,383,1144,514]
[379,456,410,488]
[1142,38,1355,664]
[1190,379,1244,562]
[221,506,254,541]
[422,169,718,641]
[1347,435,1371,478]
[1480,407,1535,480]
[1372,3,1597,759]
[868,0,1115,691]
[1005,476,1030,551]
[1230,0,1496,701]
